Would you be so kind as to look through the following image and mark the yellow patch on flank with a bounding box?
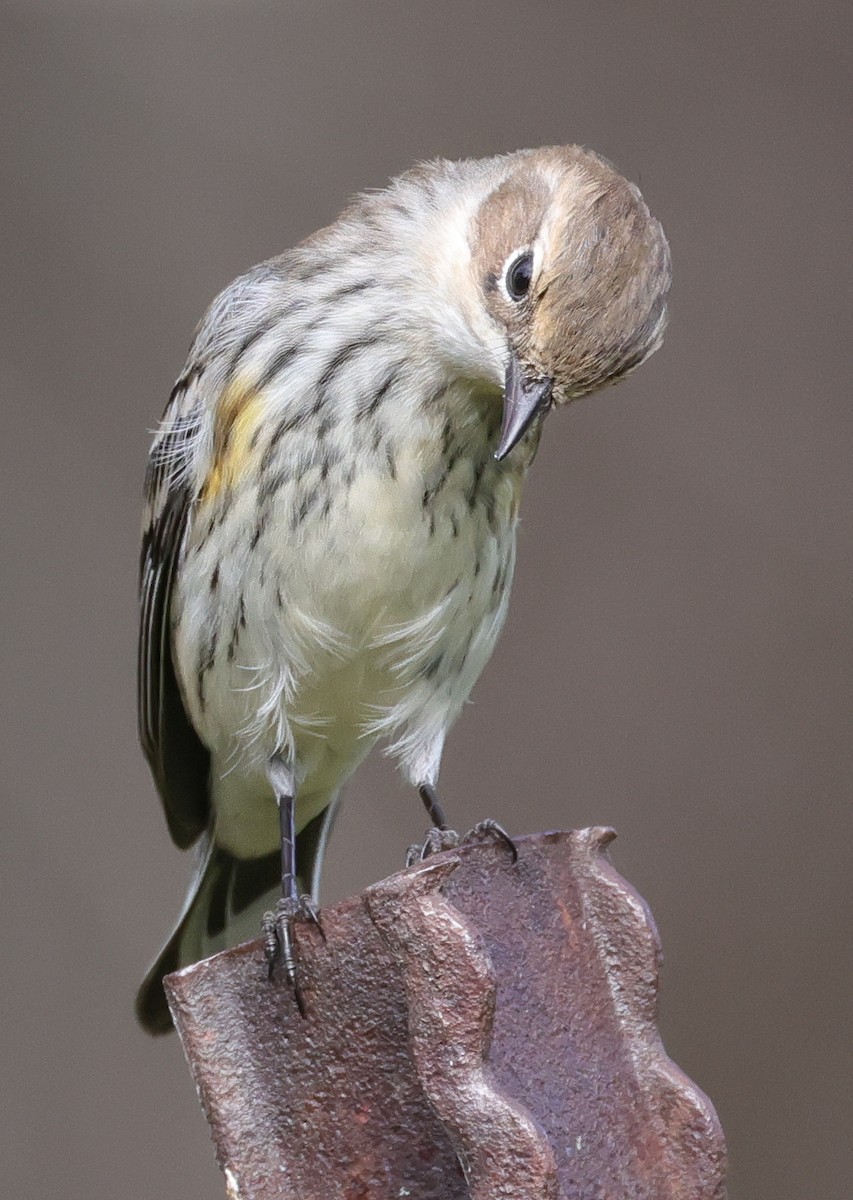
[200,378,266,503]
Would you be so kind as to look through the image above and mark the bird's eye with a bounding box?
[505,251,534,302]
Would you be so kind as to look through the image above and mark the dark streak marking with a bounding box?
[260,412,302,473]
[210,563,220,592]
[316,333,383,395]
[421,381,452,413]
[485,493,498,532]
[229,313,282,376]
[489,413,502,443]
[320,276,377,306]
[258,467,290,506]
[424,653,444,680]
[227,599,245,663]
[319,448,342,482]
[196,627,219,709]
[467,457,492,512]
[175,362,201,391]
[357,361,404,420]
[440,418,453,457]
[292,490,320,529]
[256,342,299,391]
[451,634,472,676]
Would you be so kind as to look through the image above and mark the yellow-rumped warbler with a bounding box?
[137,145,671,1032]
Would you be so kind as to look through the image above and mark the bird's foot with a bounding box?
[405,819,518,866]
[262,894,325,1017]
[405,826,460,866]
[462,818,518,862]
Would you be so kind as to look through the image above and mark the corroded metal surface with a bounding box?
[366,858,559,1199]
[165,829,727,1199]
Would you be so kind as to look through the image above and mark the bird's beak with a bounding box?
[495,353,553,461]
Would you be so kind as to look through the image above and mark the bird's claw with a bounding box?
[262,894,325,1016]
[463,818,518,862]
[405,819,518,866]
[406,826,460,866]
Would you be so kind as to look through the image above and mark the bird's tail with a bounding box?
[135,803,338,1035]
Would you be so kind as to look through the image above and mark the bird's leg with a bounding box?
[406,782,517,865]
[262,755,324,1016]
[418,781,450,831]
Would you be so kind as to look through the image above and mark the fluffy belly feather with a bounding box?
[171,394,523,854]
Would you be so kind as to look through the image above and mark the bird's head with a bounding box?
[423,146,672,459]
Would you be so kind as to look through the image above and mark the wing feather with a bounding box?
[139,262,292,849]
[138,381,210,849]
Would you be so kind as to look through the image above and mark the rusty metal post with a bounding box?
[366,855,559,1199]
[165,829,727,1199]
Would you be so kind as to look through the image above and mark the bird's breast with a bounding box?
[281,433,519,648]
[173,393,526,770]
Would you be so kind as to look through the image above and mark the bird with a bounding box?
[136,144,671,1033]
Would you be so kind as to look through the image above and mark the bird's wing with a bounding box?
[139,260,295,847]
[138,373,212,849]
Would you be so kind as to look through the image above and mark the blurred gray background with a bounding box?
[2,2,850,1197]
